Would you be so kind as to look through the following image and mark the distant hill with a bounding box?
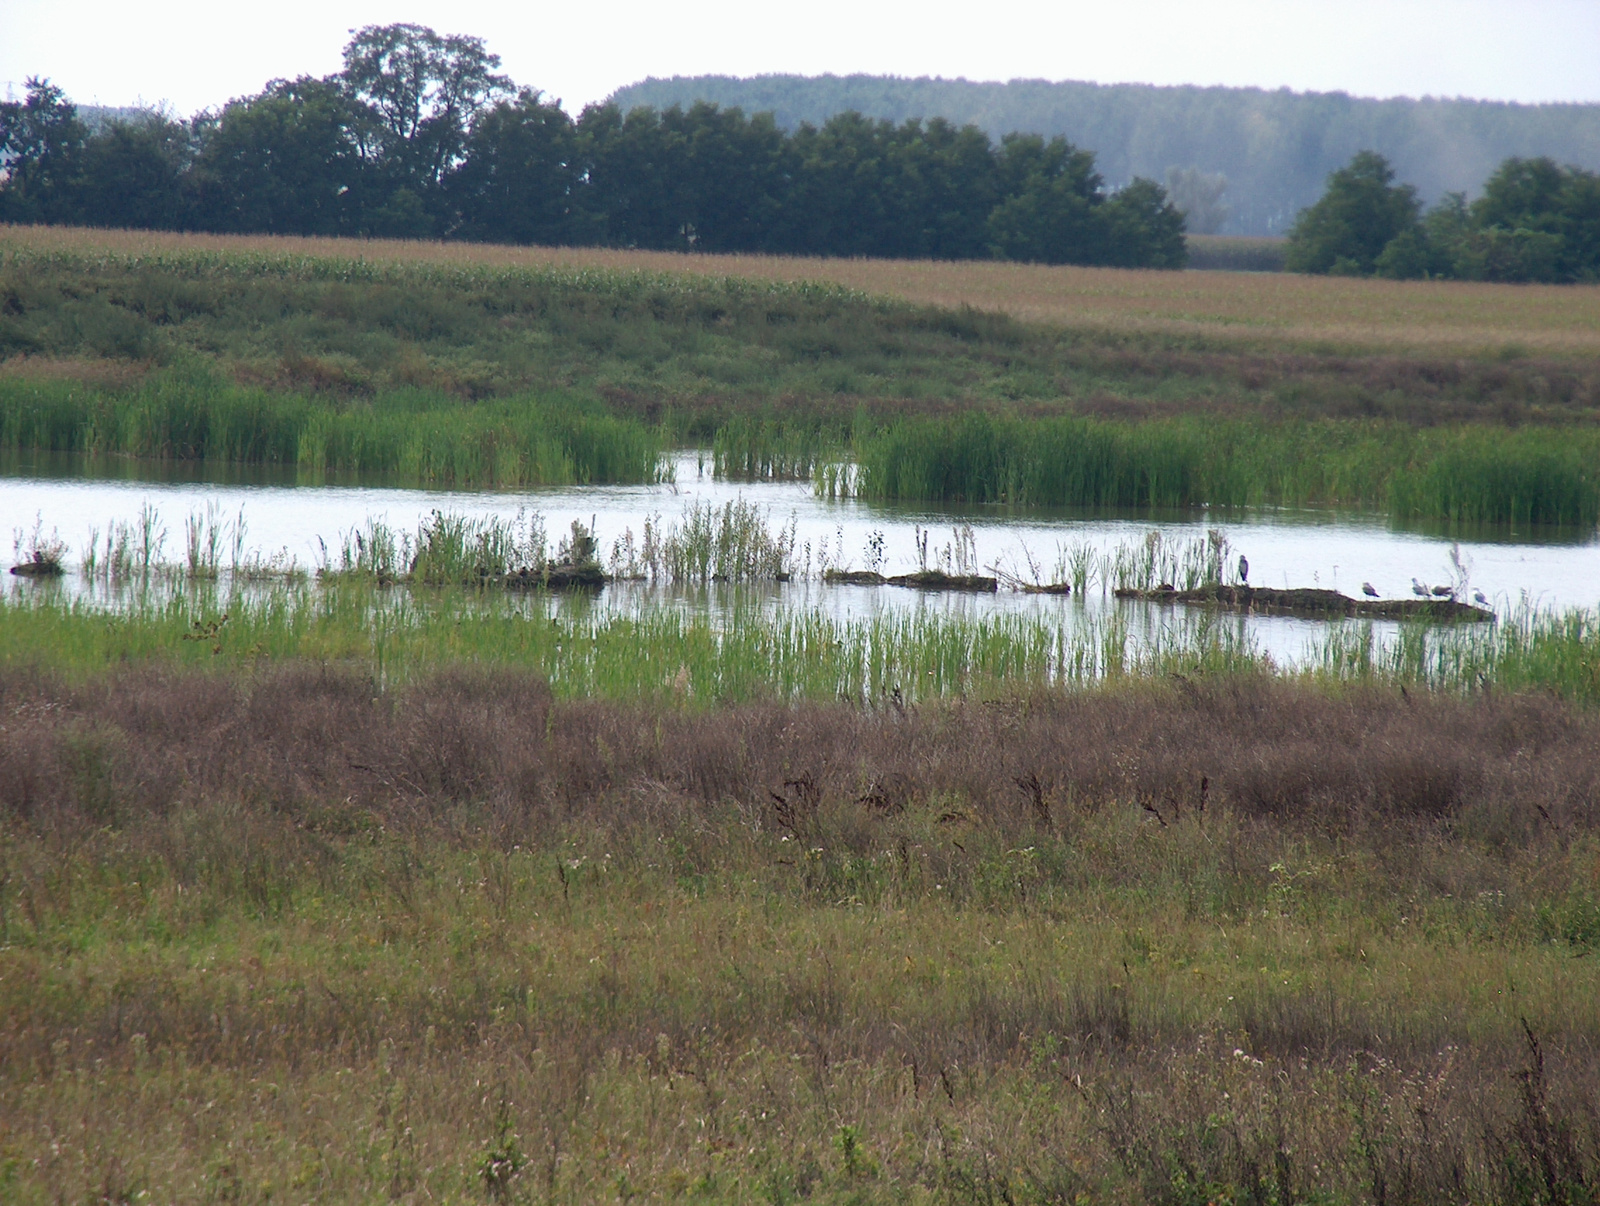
[608,76,1600,235]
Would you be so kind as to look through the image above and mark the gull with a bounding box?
[1474,589,1489,606]
[1361,582,1379,598]
[1411,578,1429,598]
[1431,585,1454,598]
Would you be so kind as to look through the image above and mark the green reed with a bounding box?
[4,579,1598,706]
[0,582,1256,703]
[835,412,1600,526]
[711,413,845,480]
[0,369,665,487]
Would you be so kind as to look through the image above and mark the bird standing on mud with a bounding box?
[1412,578,1429,598]
[1238,555,1249,584]
[1362,582,1379,598]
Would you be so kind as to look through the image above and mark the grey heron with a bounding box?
[1238,555,1249,584]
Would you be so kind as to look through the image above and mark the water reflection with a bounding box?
[5,452,1597,635]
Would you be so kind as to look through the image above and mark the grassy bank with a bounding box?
[7,224,1600,355]
[4,232,1600,525]
[2,579,1598,706]
[7,231,1600,434]
[2,667,1599,1203]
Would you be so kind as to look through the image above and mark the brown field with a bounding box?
[6,223,1600,355]
[3,666,1600,1201]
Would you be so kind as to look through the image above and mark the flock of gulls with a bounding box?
[1240,554,1488,607]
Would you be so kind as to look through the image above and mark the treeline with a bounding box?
[1288,151,1600,282]
[0,26,1184,268]
[615,74,1600,236]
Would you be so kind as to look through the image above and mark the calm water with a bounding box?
[4,452,1596,667]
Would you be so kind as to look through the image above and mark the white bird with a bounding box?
[1411,578,1429,598]
[1362,582,1379,598]
[1474,589,1489,606]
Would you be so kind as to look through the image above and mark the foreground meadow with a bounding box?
[3,666,1600,1204]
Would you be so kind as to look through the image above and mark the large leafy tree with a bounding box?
[0,78,88,223]
[785,114,999,259]
[1466,157,1600,282]
[1100,178,1188,269]
[1284,151,1422,275]
[74,115,193,230]
[785,112,899,257]
[986,135,1108,264]
[192,78,370,235]
[655,103,792,253]
[339,23,513,203]
[450,91,584,245]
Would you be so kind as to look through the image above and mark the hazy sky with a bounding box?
[3,0,1598,115]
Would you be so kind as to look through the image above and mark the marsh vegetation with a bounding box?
[3,667,1600,1202]
[4,226,1600,1203]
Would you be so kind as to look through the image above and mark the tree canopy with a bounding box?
[1287,151,1600,282]
[0,25,1187,269]
[614,74,1600,237]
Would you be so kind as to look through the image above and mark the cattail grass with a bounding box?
[840,412,1600,525]
[0,368,664,487]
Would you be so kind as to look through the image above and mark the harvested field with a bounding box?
[6,223,1600,355]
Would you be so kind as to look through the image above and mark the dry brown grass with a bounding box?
[7,223,1599,355]
[3,666,1600,1201]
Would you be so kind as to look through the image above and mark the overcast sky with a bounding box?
[3,0,1597,115]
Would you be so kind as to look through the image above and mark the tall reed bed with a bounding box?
[0,370,664,487]
[837,412,1600,526]
[711,413,845,480]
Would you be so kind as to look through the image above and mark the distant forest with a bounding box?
[0,26,1185,269]
[613,75,1600,236]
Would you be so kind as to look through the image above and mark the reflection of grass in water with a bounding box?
[3,582,1598,706]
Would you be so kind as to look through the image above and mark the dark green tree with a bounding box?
[192,78,370,235]
[339,22,513,226]
[783,112,893,256]
[0,78,87,223]
[1465,157,1599,282]
[784,114,1000,259]
[576,102,696,249]
[450,90,584,245]
[578,101,796,252]
[986,135,1106,264]
[74,114,194,230]
[1100,178,1187,268]
[1556,169,1600,280]
[1285,151,1422,275]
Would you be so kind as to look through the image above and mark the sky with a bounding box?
[3,0,1598,116]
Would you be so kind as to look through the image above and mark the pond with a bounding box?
[4,451,1596,670]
